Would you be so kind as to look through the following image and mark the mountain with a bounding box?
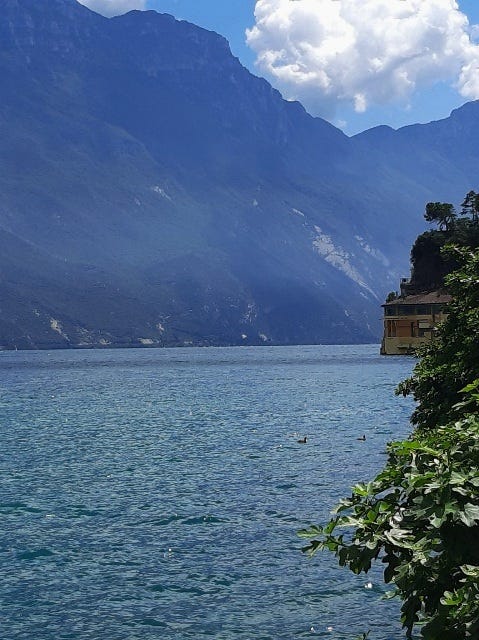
[354,101,479,203]
[0,0,478,349]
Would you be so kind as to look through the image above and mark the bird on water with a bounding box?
[297,436,307,444]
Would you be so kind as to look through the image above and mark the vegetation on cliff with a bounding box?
[407,191,479,294]
[300,199,479,639]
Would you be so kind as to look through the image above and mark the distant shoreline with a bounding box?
[0,341,381,353]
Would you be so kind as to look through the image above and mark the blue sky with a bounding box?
[84,0,479,135]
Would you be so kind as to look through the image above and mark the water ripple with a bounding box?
[0,345,414,639]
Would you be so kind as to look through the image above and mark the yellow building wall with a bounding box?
[381,311,448,355]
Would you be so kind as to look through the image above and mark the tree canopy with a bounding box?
[409,192,479,293]
[461,191,479,225]
[424,202,456,231]
[424,191,479,232]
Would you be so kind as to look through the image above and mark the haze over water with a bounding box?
[1,345,414,639]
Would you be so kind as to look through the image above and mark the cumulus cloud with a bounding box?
[246,0,479,117]
[78,0,146,18]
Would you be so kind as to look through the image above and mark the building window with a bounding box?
[387,320,396,338]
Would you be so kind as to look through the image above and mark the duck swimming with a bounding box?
[297,436,307,444]
[357,434,366,441]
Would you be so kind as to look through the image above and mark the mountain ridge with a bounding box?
[0,0,477,349]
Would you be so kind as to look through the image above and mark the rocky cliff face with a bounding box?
[0,0,477,349]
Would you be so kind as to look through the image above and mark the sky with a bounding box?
[78,0,479,136]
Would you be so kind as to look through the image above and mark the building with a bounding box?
[381,291,451,355]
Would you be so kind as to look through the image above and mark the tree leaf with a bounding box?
[458,503,479,527]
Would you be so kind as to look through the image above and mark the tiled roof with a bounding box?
[382,292,452,307]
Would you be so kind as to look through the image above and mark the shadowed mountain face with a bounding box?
[0,0,478,349]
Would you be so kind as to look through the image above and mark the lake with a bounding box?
[0,345,414,639]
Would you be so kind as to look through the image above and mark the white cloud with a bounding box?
[246,0,479,118]
[78,0,146,18]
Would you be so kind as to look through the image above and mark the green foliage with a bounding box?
[409,231,457,291]
[461,191,479,225]
[424,202,457,231]
[300,409,479,638]
[410,192,479,293]
[302,245,479,639]
[397,247,479,430]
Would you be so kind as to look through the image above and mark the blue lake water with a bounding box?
[0,345,415,640]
